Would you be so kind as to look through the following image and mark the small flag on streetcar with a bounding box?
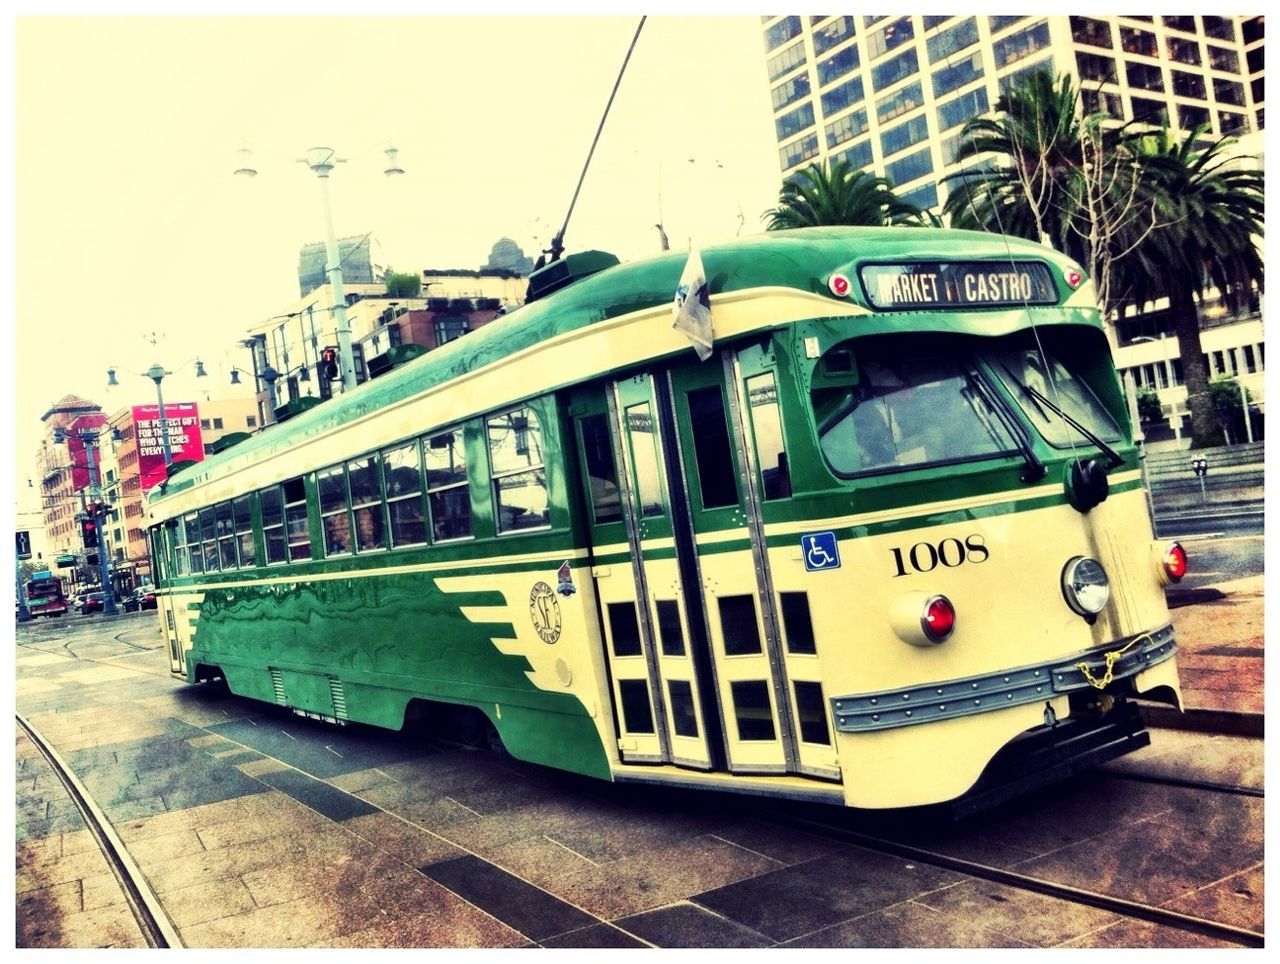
[672,248,714,361]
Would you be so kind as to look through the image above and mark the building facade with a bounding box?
[761,14,1265,446]
[34,396,110,595]
[244,270,526,424]
[762,15,1262,208]
[100,397,258,586]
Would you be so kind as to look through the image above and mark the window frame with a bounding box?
[425,427,475,542]
[487,406,552,535]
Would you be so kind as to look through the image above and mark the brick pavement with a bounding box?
[1164,575,1265,721]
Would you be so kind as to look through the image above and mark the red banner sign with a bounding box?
[132,402,204,490]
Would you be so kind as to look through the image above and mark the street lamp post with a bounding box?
[145,363,175,473]
[304,148,358,393]
[236,143,404,397]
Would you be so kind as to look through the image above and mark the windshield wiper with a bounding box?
[1003,368,1124,470]
[966,373,1045,483]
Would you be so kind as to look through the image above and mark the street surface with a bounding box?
[15,607,1264,949]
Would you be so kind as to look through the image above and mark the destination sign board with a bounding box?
[860,261,1058,311]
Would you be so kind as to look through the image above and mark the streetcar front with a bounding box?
[779,237,1184,809]
[25,577,69,618]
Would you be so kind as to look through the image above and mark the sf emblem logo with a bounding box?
[529,581,562,644]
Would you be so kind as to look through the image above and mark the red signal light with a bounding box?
[922,595,956,642]
[1162,542,1188,582]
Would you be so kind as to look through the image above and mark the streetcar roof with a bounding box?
[148,226,1094,508]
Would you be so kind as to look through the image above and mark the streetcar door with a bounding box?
[665,354,800,775]
[573,353,811,778]
[571,376,717,770]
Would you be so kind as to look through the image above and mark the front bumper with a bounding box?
[831,624,1177,734]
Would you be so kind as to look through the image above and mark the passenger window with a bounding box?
[233,496,256,567]
[746,372,791,499]
[318,465,352,555]
[348,455,386,552]
[282,477,311,562]
[260,485,288,564]
[216,502,237,570]
[425,430,472,540]
[487,408,550,533]
[686,386,738,509]
[199,507,219,573]
[174,515,193,576]
[383,442,427,547]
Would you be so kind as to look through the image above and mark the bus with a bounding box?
[25,574,69,618]
[144,226,1185,811]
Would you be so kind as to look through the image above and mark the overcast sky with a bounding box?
[9,9,783,520]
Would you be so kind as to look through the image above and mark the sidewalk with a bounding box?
[1149,574,1265,735]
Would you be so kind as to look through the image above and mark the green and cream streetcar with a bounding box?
[145,226,1186,810]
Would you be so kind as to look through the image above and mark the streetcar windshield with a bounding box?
[816,342,1019,476]
[987,344,1122,448]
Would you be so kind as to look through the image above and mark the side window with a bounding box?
[198,507,218,573]
[177,512,194,570]
[347,454,387,552]
[259,485,287,564]
[283,476,311,561]
[318,465,352,555]
[425,429,472,540]
[233,496,256,567]
[216,501,237,570]
[488,407,550,533]
[746,372,791,500]
[686,386,739,509]
[383,441,427,547]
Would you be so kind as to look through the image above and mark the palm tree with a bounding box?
[942,71,1087,250]
[942,70,1164,315]
[1121,126,1264,449]
[764,158,929,229]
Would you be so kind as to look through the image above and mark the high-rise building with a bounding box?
[759,14,1265,448]
[761,15,1262,211]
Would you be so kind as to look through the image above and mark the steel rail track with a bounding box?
[1101,770,1264,798]
[766,810,1264,948]
[16,713,183,949]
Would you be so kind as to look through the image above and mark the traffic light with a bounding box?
[321,347,340,380]
[80,517,100,549]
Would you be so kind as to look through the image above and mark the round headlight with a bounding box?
[1061,557,1110,617]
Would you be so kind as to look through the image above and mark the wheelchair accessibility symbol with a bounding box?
[802,531,841,572]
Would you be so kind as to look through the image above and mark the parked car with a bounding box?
[124,586,157,612]
[79,592,106,615]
